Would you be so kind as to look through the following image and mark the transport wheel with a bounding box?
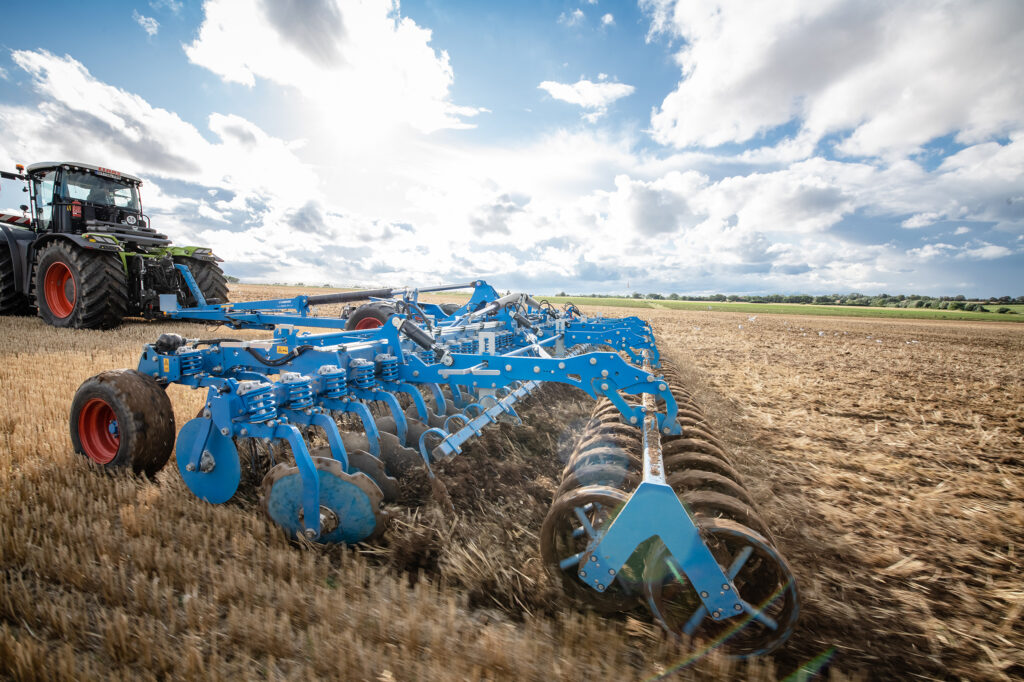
[174,257,229,306]
[0,246,31,315]
[540,486,639,612]
[260,456,385,543]
[643,518,799,657]
[35,241,127,329]
[345,302,396,331]
[70,369,175,476]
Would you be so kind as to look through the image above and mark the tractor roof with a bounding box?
[25,162,143,184]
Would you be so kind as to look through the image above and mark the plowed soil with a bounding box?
[1,286,1021,680]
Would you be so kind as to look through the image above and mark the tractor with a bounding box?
[0,161,228,329]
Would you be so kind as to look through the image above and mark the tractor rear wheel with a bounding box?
[70,369,176,477]
[0,246,31,315]
[174,257,229,306]
[34,241,128,329]
[345,302,397,330]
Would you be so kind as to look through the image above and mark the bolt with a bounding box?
[734,604,743,611]
[579,571,587,578]
[186,463,195,472]
[220,427,229,436]
[304,528,317,539]
[240,428,248,436]
[601,383,609,391]
[533,366,540,373]
[630,416,637,424]
[601,369,608,377]
[712,611,721,620]
[558,362,565,369]
[505,364,512,372]
[590,555,597,562]
[203,409,211,418]
[413,370,419,377]
[659,383,667,391]
[700,591,709,598]
[647,375,654,382]
[663,427,670,435]
[590,358,597,365]
[608,569,615,576]
[722,584,730,591]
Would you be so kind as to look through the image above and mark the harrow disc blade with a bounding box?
[642,518,799,658]
[176,417,241,504]
[261,456,385,544]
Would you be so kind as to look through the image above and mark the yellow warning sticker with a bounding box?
[277,345,289,355]
[163,358,170,372]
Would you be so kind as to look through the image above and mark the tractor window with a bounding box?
[63,171,140,211]
[32,170,56,231]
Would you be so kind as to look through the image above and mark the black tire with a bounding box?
[34,241,128,329]
[345,302,396,331]
[0,244,31,315]
[174,257,229,306]
[70,369,176,477]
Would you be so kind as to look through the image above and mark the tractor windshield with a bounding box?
[62,170,140,211]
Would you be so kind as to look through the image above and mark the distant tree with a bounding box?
[225,275,240,283]
[632,292,642,299]
[668,293,680,300]
[949,301,966,310]
[710,294,726,302]
[954,295,966,301]
[997,307,1012,314]
[557,291,566,297]
[648,293,664,300]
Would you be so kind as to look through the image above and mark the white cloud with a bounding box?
[559,8,585,26]
[149,0,183,13]
[538,78,635,121]
[960,242,1012,259]
[954,226,971,235]
[132,10,159,36]
[601,13,615,26]
[184,0,483,134]
[644,0,1024,159]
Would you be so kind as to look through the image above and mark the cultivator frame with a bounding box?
[69,280,798,656]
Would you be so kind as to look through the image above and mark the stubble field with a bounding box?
[1,284,1022,680]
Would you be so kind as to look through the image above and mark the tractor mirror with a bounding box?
[19,204,28,212]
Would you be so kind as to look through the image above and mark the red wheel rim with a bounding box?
[78,398,119,464]
[44,261,76,318]
[354,317,383,330]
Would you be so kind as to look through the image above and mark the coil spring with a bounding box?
[349,358,375,390]
[375,354,399,383]
[238,381,277,422]
[178,350,203,376]
[317,365,348,398]
[280,373,314,410]
[419,350,434,364]
[456,339,476,354]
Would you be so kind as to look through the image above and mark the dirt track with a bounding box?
[1,289,1021,680]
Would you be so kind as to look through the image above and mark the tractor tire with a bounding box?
[345,302,397,330]
[174,257,229,306]
[0,245,31,315]
[34,241,128,329]
[70,369,176,477]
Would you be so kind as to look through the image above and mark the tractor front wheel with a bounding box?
[34,241,128,328]
[70,369,176,477]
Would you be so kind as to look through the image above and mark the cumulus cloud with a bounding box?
[132,10,159,36]
[149,0,183,13]
[559,8,585,26]
[184,0,483,133]
[538,78,635,121]
[601,13,615,26]
[643,0,1024,159]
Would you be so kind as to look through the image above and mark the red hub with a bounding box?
[43,261,76,318]
[354,317,383,330]
[78,398,119,464]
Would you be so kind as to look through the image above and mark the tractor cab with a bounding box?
[26,162,148,235]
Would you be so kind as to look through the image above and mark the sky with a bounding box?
[0,0,1022,297]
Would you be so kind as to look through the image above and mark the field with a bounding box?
[1,283,1022,680]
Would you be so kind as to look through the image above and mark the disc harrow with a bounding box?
[68,279,798,657]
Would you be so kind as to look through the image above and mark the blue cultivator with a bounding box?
[68,280,798,656]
